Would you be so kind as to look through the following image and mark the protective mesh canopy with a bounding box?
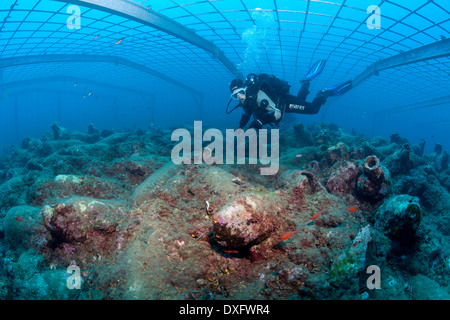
[0,0,449,143]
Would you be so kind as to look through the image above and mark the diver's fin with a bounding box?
[318,79,353,97]
[302,59,327,82]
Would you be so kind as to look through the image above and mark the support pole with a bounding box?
[353,38,450,87]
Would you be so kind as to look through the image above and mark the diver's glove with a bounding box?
[249,112,278,129]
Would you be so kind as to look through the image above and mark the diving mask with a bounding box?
[231,87,246,100]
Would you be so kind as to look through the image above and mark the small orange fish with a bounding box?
[15,216,24,222]
[223,250,239,254]
[311,210,324,221]
[347,206,358,213]
[115,38,124,45]
[93,35,98,40]
[280,230,298,241]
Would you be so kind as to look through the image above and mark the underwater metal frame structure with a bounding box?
[0,0,448,120]
[0,54,201,94]
[54,0,243,79]
[353,37,450,87]
[51,0,449,102]
[1,0,249,114]
[0,53,204,111]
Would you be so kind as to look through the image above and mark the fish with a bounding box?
[93,35,98,40]
[115,38,124,45]
[15,216,24,222]
[296,154,302,158]
[88,91,92,96]
[311,210,324,221]
[346,206,358,213]
[223,249,239,254]
[280,230,298,241]
[309,210,328,225]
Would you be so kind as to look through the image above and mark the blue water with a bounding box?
[0,0,449,303]
[0,0,448,152]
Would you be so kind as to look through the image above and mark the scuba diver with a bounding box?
[227,60,353,130]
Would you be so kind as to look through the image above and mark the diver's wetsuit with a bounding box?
[283,81,327,115]
[238,80,327,129]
